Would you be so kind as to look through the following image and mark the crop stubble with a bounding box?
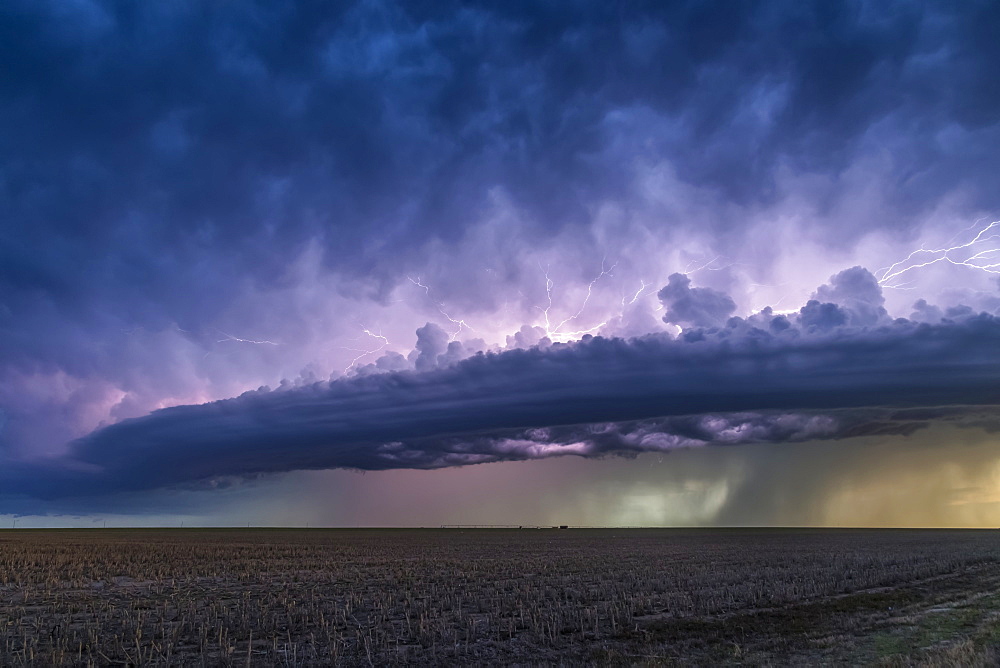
[2,528,1000,665]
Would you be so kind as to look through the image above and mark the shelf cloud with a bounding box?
[5,269,998,504]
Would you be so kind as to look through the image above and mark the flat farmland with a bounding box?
[3,529,1000,666]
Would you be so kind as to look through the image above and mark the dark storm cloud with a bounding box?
[0,10,993,307]
[2,0,998,313]
[3,307,998,503]
[658,273,736,328]
[3,1,1000,506]
[811,266,887,327]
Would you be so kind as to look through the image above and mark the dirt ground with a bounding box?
[2,528,1000,665]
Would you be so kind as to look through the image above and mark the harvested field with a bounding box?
[2,528,1000,665]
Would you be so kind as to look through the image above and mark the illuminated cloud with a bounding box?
[3,270,998,505]
[2,2,1000,519]
[658,273,737,328]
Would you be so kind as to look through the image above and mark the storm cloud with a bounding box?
[4,291,998,503]
[3,2,1000,518]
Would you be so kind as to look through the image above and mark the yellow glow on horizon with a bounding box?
[819,431,1000,528]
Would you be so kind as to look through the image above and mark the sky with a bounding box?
[2,0,1000,527]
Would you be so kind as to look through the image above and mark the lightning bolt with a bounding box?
[746,281,794,313]
[535,259,620,342]
[682,255,737,275]
[406,275,431,296]
[877,219,1000,288]
[609,278,657,323]
[622,279,651,308]
[341,326,391,374]
[406,276,475,340]
[552,257,617,333]
[216,330,279,346]
[535,264,555,334]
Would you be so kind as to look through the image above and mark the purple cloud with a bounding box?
[3,2,1000,518]
[4,288,998,505]
[658,273,737,328]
